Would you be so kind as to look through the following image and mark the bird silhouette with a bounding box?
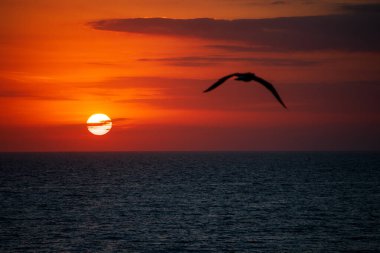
[204,72,287,109]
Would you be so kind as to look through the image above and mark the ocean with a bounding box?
[1,152,379,252]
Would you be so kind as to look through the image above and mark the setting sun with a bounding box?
[87,113,112,136]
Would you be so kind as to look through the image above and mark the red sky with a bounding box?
[1,0,379,151]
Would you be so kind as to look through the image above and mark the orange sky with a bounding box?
[1,0,380,151]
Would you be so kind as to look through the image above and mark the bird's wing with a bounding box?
[253,76,287,109]
[203,73,237,93]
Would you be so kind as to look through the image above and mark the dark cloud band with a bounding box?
[89,11,380,52]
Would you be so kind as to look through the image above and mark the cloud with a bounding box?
[0,78,77,101]
[87,120,112,127]
[85,76,207,90]
[204,44,264,52]
[339,3,380,14]
[89,12,380,52]
[138,56,319,67]
[223,0,316,6]
[0,91,76,101]
[112,117,130,122]
[271,1,286,5]
[93,76,380,114]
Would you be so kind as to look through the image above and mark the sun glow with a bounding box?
[87,113,112,136]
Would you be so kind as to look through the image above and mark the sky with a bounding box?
[1,0,379,151]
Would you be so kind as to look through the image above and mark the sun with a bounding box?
[87,113,112,136]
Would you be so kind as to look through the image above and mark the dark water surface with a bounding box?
[1,152,379,252]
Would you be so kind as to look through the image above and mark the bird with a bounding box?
[203,72,287,109]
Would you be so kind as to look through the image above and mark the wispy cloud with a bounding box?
[338,3,380,14]
[87,120,112,127]
[89,11,380,52]
[138,56,320,67]
[221,0,316,6]
[88,76,380,113]
[0,78,77,101]
[204,44,265,52]
[271,1,286,5]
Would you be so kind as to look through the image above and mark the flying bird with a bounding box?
[204,72,287,109]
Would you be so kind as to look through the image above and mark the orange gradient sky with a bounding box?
[1,0,380,151]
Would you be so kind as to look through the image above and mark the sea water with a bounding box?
[1,152,379,252]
